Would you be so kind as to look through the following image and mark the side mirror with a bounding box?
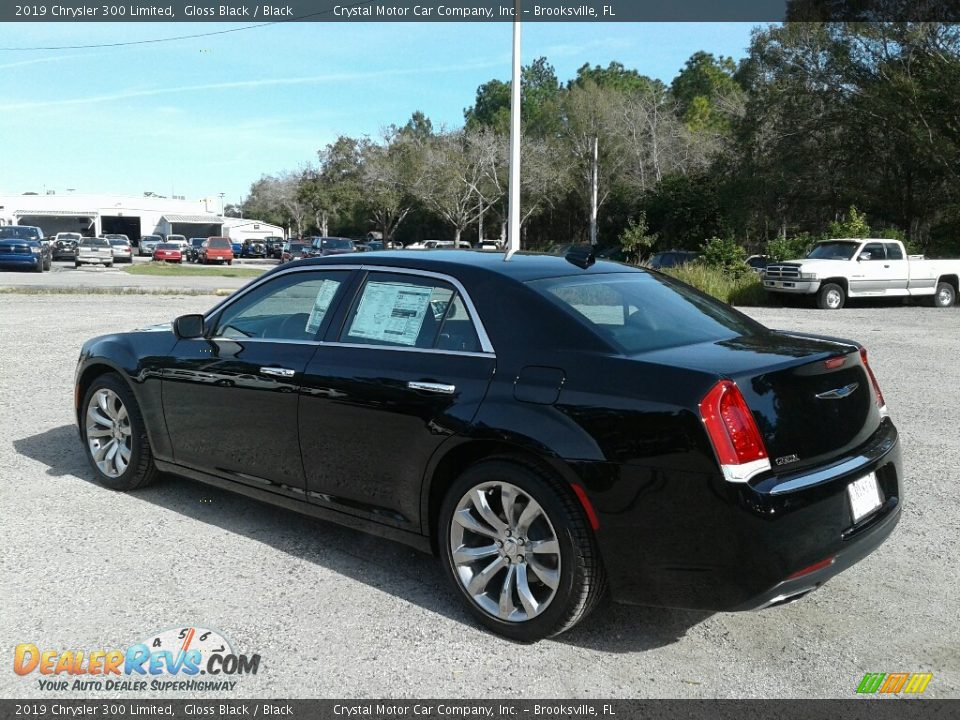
[173,314,205,339]
[857,252,872,261]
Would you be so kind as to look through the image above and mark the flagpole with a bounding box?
[504,0,522,261]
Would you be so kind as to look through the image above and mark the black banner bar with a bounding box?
[2,0,960,24]
[1,700,958,720]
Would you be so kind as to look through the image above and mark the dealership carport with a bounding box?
[159,214,223,239]
[14,209,97,237]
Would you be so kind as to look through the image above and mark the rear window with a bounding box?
[321,238,353,250]
[157,243,179,250]
[208,238,231,248]
[81,238,110,247]
[108,239,128,246]
[528,272,763,354]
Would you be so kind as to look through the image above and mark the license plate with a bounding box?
[848,472,882,523]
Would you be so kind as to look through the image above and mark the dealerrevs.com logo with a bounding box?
[13,626,261,692]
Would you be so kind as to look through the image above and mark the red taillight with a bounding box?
[824,356,846,370]
[859,347,887,412]
[699,380,771,482]
[787,556,835,580]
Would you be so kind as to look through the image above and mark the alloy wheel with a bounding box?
[449,481,561,622]
[826,289,842,309]
[86,388,133,478]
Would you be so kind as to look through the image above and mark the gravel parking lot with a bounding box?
[1,293,957,699]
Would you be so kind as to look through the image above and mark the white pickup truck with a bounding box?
[763,238,960,309]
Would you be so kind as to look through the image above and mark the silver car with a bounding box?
[75,237,114,268]
[107,238,134,263]
[139,235,162,256]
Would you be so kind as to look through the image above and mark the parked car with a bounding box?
[166,234,189,251]
[187,238,207,263]
[198,237,234,265]
[263,236,285,259]
[52,234,81,261]
[0,225,50,272]
[280,241,306,263]
[644,250,702,270]
[406,240,472,250]
[107,238,134,263]
[104,233,130,245]
[479,240,503,252]
[763,238,960,309]
[240,239,267,258]
[230,240,243,255]
[746,254,771,274]
[139,235,163,257]
[364,241,385,252]
[75,250,902,641]
[304,236,356,257]
[152,243,183,263]
[75,237,114,267]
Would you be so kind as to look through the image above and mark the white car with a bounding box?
[166,234,189,251]
[75,237,114,268]
[139,235,162,256]
[763,238,960,309]
[107,238,134,263]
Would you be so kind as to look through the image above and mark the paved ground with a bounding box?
[0,257,271,292]
[0,295,957,699]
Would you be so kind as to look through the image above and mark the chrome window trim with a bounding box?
[202,263,496,355]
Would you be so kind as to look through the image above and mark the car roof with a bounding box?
[290,249,644,283]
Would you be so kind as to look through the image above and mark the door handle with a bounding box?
[407,381,456,395]
[260,367,296,378]
[884,264,890,268]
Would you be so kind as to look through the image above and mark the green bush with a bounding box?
[618,213,658,264]
[828,205,871,238]
[662,263,774,307]
[768,233,815,261]
[701,236,749,278]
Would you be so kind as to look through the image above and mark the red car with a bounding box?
[152,243,183,263]
[199,237,234,265]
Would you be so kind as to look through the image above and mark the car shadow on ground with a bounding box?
[15,424,710,652]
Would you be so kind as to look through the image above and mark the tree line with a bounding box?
[235,22,960,258]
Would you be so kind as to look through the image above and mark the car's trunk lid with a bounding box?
[637,331,881,473]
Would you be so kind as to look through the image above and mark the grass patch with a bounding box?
[662,264,776,307]
[0,286,230,296]
[121,262,264,278]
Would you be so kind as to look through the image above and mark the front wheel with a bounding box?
[933,281,957,308]
[80,373,159,491]
[439,461,606,641]
[817,283,845,310]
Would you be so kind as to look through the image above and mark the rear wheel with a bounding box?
[80,373,159,491]
[933,281,956,308]
[817,283,845,310]
[439,460,605,641]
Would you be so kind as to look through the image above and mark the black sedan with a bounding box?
[74,250,902,640]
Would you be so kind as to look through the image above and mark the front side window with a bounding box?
[215,271,349,342]
[861,243,885,260]
[340,273,481,351]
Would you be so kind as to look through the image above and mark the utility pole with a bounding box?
[589,136,598,246]
[478,198,484,245]
[504,0,522,261]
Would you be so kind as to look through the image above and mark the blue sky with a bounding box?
[0,22,759,204]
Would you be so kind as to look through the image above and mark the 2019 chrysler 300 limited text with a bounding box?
[75,250,902,640]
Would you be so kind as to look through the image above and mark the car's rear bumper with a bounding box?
[77,256,112,264]
[590,418,902,611]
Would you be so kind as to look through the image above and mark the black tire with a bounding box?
[438,460,606,641]
[817,282,845,310]
[933,281,956,308]
[74,261,81,268]
[80,373,160,491]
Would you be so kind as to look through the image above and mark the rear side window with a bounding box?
[529,272,763,354]
[885,243,904,260]
[340,273,481,351]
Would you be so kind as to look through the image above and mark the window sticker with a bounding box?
[304,279,341,334]
[350,281,433,346]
